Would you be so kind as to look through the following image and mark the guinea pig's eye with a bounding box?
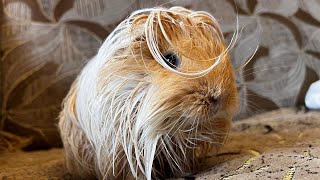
[163,52,180,69]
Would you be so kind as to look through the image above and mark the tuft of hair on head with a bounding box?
[96,6,239,79]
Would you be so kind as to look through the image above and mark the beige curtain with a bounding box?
[1,0,319,149]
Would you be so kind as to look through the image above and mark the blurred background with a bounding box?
[0,0,319,151]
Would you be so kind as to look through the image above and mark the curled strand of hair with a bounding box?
[59,6,239,180]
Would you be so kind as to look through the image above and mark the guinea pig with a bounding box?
[59,6,238,180]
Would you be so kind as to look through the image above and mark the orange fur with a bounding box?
[59,7,238,179]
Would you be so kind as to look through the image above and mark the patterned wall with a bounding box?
[1,0,319,149]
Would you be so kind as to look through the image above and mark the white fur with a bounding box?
[65,6,239,179]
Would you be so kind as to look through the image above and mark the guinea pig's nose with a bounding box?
[208,95,221,115]
[208,95,219,105]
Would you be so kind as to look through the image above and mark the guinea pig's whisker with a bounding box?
[238,100,263,113]
[236,96,263,108]
[160,138,182,171]
[240,65,297,78]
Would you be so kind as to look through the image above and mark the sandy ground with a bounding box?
[1,108,320,180]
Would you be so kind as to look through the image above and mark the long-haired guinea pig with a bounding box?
[59,6,238,180]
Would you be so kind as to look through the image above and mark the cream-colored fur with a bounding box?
[59,6,238,180]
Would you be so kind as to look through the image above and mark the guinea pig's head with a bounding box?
[97,7,238,138]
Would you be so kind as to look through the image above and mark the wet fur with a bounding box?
[59,6,238,180]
